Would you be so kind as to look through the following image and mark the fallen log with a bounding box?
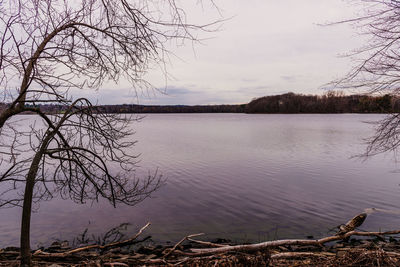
[14,212,400,266]
[187,238,228,248]
[336,213,367,235]
[189,239,319,255]
[270,252,335,259]
[189,229,400,256]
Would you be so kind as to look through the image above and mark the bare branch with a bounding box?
[0,1,219,265]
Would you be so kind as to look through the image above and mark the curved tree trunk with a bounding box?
[0,106,25,130]
[20,151,43,266]
[20,130,55,266]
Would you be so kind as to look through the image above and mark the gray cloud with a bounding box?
[77,1,365,105]
[281,75,296,82]
[158,86,193,95]
[241,78,258,83]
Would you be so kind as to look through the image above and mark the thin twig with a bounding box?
[163,233,204,258]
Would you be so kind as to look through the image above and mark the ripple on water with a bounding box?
[1,114,400,246]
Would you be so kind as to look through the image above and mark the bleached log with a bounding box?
[189,229,400,256]
[271,252,335,259]
[187,238,228,248]
[190,239,319,255]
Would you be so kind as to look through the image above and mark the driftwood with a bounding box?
[33,222,151,258]
[336,212,367,235]
[4,213,400,266]
[187,238,228,248]
[103,262,129,267]
[270,252,336,259]
[163,233,204,258]
[188,229,400,256]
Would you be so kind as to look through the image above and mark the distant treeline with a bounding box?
[1,92,400,114]
[245,92,399,113]
[98,104,246,113]
[0,103,246,114]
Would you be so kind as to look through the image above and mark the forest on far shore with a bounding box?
[0,92,398,114]
[245,92,396,113]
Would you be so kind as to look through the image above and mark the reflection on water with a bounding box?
[1,114,400,247]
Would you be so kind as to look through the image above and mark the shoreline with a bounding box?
[1,235,399,266]
[2,219,400,266]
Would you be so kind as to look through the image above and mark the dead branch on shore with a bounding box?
[163,233,205,258]
[33,222,151,258]
[187,238,228,248]
[4,213,400,266]
[270,252,336,259]
[187,229,400,256]
[17,226,400,266]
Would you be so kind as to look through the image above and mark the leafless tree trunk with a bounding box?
[0,0,219,265]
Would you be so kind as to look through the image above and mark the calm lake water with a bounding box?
[1,113,400,247]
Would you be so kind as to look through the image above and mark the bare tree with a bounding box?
[0,0,218,265]
[330,0,400,157]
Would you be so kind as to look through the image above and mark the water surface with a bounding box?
[1,114,400,247]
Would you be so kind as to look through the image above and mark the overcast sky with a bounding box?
[86,0,365,105]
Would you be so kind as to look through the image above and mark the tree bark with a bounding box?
[0,106,25,130]
[20,131,55,266]
[19,151,44,266]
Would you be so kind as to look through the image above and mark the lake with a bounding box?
[1,113,400,247]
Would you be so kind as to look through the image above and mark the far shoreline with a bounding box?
[1,92,399,114]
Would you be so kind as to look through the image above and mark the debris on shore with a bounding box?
[2,214,400,266]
